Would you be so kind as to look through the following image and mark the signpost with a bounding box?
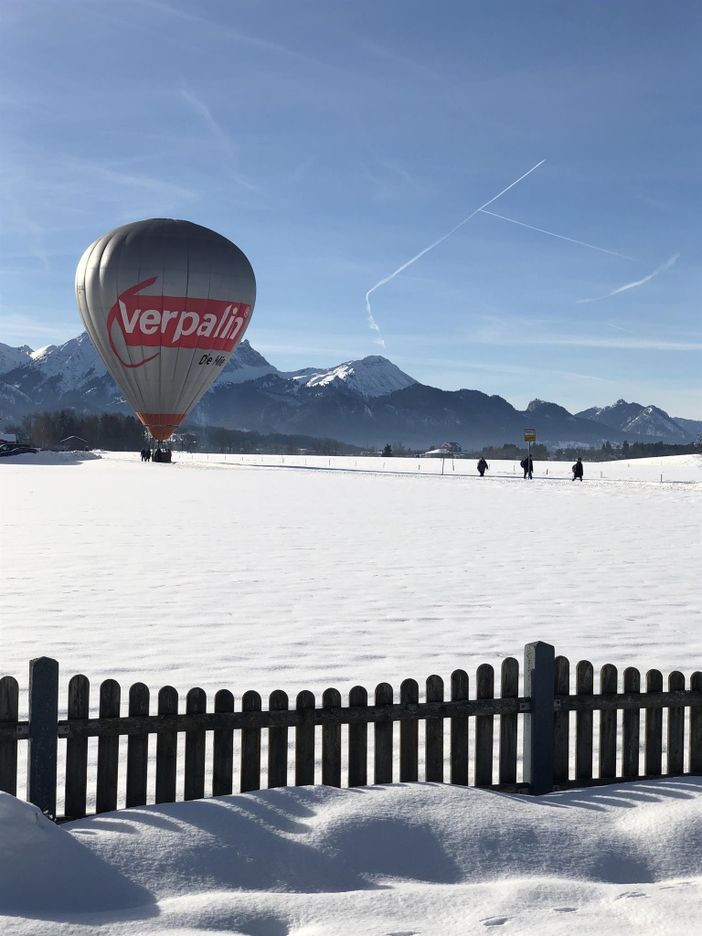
[524,429,536,478]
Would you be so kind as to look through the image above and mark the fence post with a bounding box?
[523,642,555,795]
[27,657,59,818]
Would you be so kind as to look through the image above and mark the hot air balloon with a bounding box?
[75,218,256,442]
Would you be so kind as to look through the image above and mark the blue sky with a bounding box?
[1,0,700,416]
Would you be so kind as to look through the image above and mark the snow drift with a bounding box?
[1,781,701,934]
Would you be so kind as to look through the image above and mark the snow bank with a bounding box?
[1,780,701,933]
[0,794,152,918]
[0,450,101,466]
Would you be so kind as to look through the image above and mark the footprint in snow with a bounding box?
[553,907,578,913]
[615,891,649,900]
[481,918,509,927]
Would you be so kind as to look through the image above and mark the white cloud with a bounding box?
[392,326,702,353]
[179,85,261,195]
[479,208,636,261]
[518,334,702,351]
[577,254,680,303]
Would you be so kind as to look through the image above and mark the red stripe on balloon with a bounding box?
[137,412,185,441]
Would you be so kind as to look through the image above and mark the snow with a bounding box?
[0,342,32,373]
[577,400,693,443]
[2,780,701,934]
[1,452,699,695]
[289,355,416,398]
[29,344,55,361]
[0,793,151,918]
[2,449,101,464]
[216,339,279,385]
[1,451,700,932]
[28,333,105,381]
[626,406,684,438]
[3,450,700,789]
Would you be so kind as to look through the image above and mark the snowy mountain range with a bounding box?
[575,400,699,444]
[0,334,700,448]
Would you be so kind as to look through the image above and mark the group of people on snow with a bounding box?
[476,455,584,481]
[140,447,172,463]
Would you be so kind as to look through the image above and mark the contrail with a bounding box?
[577,253,679,304]
[364,159,545,347]
[478,208,636,261]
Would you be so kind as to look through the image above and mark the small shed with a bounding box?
[58,435,91,452]
[0,430,17,444]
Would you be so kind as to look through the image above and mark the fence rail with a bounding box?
[1,641,701,820]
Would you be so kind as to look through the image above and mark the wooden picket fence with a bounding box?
[0,642,701,821]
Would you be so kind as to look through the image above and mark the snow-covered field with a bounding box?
[1,451,701,934]
[2,451,699,693]
[170,449,701,483]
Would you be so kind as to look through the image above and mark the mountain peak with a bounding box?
[0,342,33,373]
[525,398,575,421]
[293,356,417,399]
[358,354,393,365]
[526,398,551,412]
[575,399,694,442]
[30,345,57,362]
[29,334,107,381]
[216,339,278,385]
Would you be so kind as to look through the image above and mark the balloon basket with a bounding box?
[144,429,174,463]
[151,447,173,463]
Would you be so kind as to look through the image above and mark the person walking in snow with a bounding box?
[477,457,489,477]
[572,457,584,481]
[521,455,534,479]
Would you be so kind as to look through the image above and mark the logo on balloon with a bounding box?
[106,277,251,369]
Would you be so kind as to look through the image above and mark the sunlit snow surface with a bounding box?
[2,781,702,935]
[1,452,700,696]
[1,452,701,934]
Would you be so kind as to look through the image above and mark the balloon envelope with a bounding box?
[75,218,256,440]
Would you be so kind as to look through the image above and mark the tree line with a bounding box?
[381,440,700,461]
[181,423,360,455]
[6,410,361,455]
[16,411,145,450]
[552,440,701,461]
